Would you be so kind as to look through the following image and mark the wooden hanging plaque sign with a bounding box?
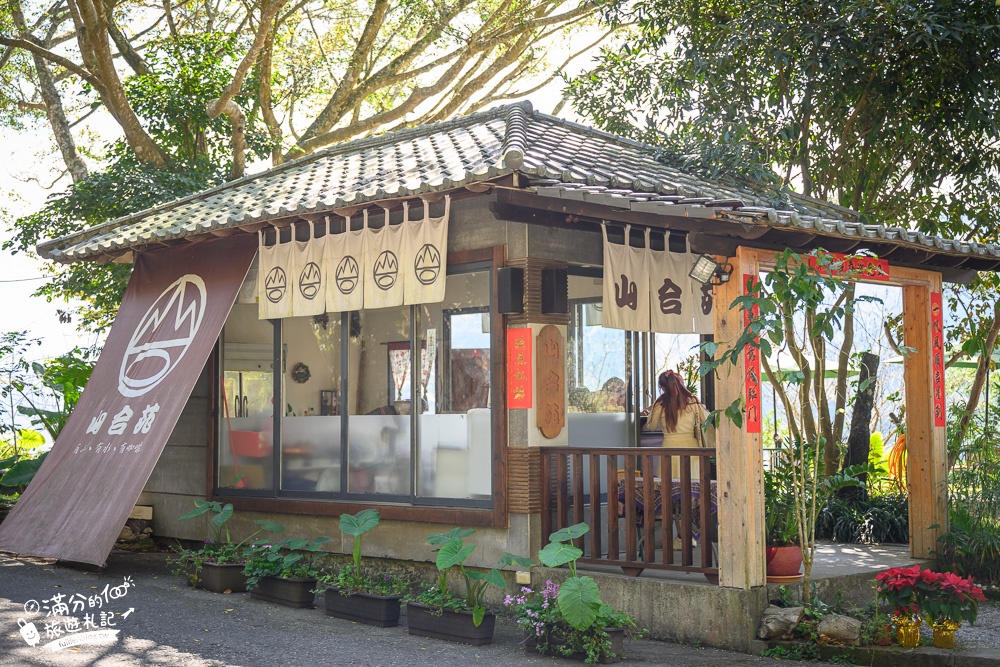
[536,325,565,439]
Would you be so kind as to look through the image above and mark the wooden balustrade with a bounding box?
[539,447,719,578]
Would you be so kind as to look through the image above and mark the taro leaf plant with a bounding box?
[700,249,876,603]
[170,500,282,580]
[340,508,381,581]
[320,508,410,596]
[422,527,524,627]
[538,523,603,631]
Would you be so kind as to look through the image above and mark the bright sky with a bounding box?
[0,122,97,366]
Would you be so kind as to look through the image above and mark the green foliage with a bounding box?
[318,567,412,597]
[759,643,820,660]
[338,508,381,579]
[0,333,95,490]
[123,34,272,164]
[171,501,282,583]
[4,33,274,331]
[937,424,1000,585]
[764,452,799,547]
[569,0,1000,241]
[700,249,874,605]
[415,527,508,626]
[817,493,909,545]
[5,155,224,330]
[242,535,332,588]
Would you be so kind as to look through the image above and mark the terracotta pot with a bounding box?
[893,617,921,648]
[325,588,402,627]
[196,563,248,593]
[932,620,960,649]
[765,545,803,581]
[249,575,316,608]
[406,602,495,645]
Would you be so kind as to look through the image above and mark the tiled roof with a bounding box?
[37,101,1000,271]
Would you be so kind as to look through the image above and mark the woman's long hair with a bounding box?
[652,370,695,432]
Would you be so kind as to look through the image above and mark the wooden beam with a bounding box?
[902,277,948,558]
[714,247,766,589]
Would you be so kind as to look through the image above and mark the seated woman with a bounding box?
[644,370,714,479]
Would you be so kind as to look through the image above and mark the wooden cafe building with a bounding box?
[2,101,995,650]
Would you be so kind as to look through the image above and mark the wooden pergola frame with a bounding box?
[714,246,947,589]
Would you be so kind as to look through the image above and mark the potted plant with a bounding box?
[319,509,411,627]
[406,527,525,645]
[764,452,802,581]
[244,535,331,608]
[169,500,282,593]
[505,523,638,664]
[879,564,986,649]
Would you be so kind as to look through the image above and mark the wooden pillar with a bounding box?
[902,276,948,558]
[714,247,766,589]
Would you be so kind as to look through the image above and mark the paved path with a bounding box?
[0,552,812,667]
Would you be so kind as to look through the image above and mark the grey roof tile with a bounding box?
[36,102,999,268]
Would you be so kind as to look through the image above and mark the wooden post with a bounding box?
[903,277,948,558]
[714,247,766,589]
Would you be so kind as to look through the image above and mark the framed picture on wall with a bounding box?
[320,390,338,416]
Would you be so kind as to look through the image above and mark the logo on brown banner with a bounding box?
[414,244,441,285]
[298,262,321,300]
[264,267,287,303]
[373,251,398,290]
[335,255,359,294]
[119,275,206,398]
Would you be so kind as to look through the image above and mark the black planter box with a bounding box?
[406,602,495,645]
[194,563,248,593]
[325,588,402,627]
[525,625,625,664]
[250,575,316,608]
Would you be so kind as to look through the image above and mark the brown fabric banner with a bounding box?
[0,235,256,565]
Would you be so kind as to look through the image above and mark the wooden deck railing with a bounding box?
[539,447,718,578]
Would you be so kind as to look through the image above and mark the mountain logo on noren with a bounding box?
[264,267,287,303]
[119,274,207,398]
[373,250,398,290]
[414,244,441,285]
[335,255,359,294]
[298,262,322,299]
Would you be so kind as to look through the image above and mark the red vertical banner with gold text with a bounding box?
[930,292,946,427]
[507,328,533,408]
[743,274,762,433]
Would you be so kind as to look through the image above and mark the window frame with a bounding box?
[209,247,508,526]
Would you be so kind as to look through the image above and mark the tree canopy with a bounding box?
[2,0,607,329]
[569,0,1000,240]
[568,0,1000,457]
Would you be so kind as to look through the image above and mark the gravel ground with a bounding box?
[0,552,820,667]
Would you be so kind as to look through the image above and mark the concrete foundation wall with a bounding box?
[536,567,768,653]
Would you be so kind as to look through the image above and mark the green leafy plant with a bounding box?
[537,523,603,631]
[168,500,282,583]
[410,527,528,627]
[242,535,332,589]
[316,508,411,597]
[503,577,639,665]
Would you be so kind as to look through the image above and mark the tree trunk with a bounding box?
[840,352,879,498]
[207,98,246,180]
[951,298,1000,468]
[10,0,89,182]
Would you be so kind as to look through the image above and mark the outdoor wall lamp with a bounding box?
[689,254,734,285]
